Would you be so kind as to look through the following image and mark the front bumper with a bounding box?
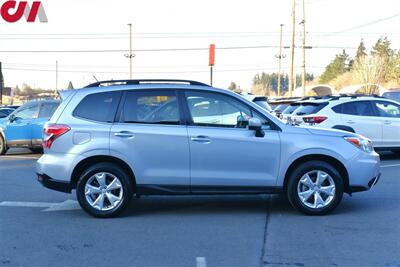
[346,151,381,194]
[37,173,72,193]
[349,173,381,193]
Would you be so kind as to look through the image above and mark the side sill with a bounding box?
[136,185,283,196]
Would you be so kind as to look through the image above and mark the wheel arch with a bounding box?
[283,154,350,194]
[70,155,136,192]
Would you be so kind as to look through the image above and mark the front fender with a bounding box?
[277,147,352,187]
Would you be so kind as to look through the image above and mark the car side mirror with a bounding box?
[8,114,15,122]
[248,118,265,138]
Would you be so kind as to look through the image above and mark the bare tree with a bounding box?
[353,55,385,95]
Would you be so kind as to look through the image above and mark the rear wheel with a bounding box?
[287,161,344,216]
[0,136,7,155]
[76,163,133,218]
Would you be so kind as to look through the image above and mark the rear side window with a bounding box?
[121,90,180,125]
[332,101,375,116]
[73,91,121,122]
[294,102,328,116]
[38,102,60,118]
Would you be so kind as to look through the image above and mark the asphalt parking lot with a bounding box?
[0,149,399,267]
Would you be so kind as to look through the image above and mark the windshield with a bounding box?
[293,102,328,116]
[282,104,301,115]
[253,100,272,112]
[274,104,289,112]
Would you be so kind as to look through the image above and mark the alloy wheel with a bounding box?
[85,172,124,211]
[297,170,336,209]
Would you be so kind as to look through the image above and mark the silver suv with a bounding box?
[37,80,381,218]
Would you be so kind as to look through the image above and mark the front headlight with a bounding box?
[344,137,374,153]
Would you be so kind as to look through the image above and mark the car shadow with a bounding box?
[378,151,400,161]
[122,195,270,218]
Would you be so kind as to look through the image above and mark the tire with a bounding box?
[0,135,6,155]
[76,162,133,218]
[287,161,344,216]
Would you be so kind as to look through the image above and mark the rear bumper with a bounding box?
[37,173,72,193]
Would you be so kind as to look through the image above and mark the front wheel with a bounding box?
[76,163,133,218]
[0,136,7,155]
[287,161,344,216]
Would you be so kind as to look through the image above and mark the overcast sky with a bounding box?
[1,0,400,90]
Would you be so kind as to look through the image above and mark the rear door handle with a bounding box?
[114,131,135,138]
[384,120,392,125]
[347,120,355,124]
[191,136,211,143]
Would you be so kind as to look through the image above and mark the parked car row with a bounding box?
[273,94,400,153]
[35,79,380,218]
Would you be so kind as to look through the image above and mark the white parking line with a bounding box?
[0,200,80,212]
[196,257,207,267]
[381,164,400,168]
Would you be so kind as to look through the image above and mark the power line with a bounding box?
[3,66,325,74]
[322,12,400,37]
[0,45,358,53]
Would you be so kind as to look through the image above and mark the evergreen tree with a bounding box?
[228,82,237,91]
[319,50,351,83]
[355,39,367,62]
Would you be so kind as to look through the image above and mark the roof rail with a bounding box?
[85,79,210,88]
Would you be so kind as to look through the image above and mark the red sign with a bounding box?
[209,44,215,66]
[0,1,48,23]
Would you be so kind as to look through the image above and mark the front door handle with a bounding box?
[191,136,211,143]
[114,131,135,138]
[384,121,392,125]
[347,120,355,124]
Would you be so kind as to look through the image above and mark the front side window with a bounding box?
[122,90,180,125]
[374,101,400,118]
[13,104,39,120]
[73,91,121,122]
[185,91,271,129]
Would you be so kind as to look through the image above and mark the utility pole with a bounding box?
[301,0,306,97]
[288,0,296,97]
[126,23,133,79]
[276,24,285,97]
[55,60,58,92]
[0,62,3,106]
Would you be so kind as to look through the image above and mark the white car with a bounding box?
[288,95,400,152]
[240,94,272,112]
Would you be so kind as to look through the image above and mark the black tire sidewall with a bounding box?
[76,163,133,218]
[287,161,344,216]
[0,135,6,155]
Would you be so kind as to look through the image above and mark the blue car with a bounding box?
[0,100,60,155]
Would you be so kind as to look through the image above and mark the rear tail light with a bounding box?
[42,124,70,149]
[303,116,328,124]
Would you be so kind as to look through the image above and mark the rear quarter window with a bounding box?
[73,91,121,122]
